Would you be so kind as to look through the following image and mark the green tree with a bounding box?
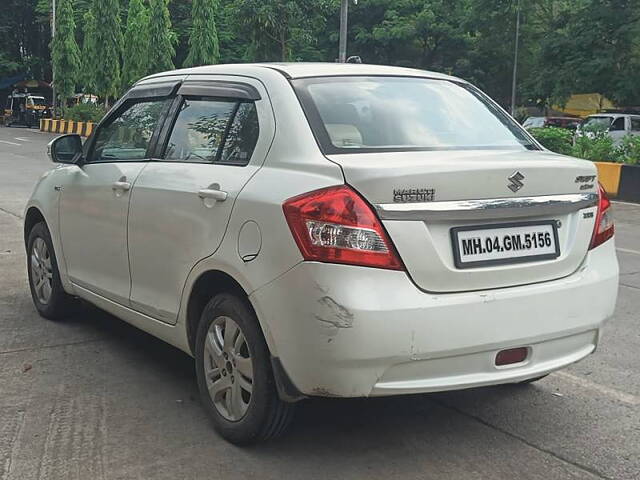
[122,0,150,88]
[530,0,640,106]
[51,0,81,107]
[184,0,220,67]
[80,8,99,93]
[92,0,124,103]
[234,0,333,61]
[148,0,176,73]
[347,0,471,69]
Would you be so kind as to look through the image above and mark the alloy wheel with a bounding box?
[30,237,53,305]
[203,316,254,421]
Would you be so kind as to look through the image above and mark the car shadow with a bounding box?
[69,302,541,446]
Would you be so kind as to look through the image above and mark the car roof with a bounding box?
[546,117,580,121]
[586,113,640,118]
[140,62,464,83]
[256,62,462,81]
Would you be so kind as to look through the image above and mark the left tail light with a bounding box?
[589,183,614,250]
[282,185,404,270]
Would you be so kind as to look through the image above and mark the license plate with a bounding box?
[451,221,560,269]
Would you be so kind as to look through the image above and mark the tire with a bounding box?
[195,293,295,444]
[26,221,77,320]
[518,374,549,385]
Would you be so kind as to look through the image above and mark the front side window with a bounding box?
[293,76,536,154]
[630,117,640,132]
[610,117,625,131]
[164,97,259,165]
[91,99,167,162]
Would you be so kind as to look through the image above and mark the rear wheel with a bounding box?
[26,221,77,320]
[195,293,295,444]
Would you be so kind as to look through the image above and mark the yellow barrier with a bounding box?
[39,119,95,138]
[594,162,622,197]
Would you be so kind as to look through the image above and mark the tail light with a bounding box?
[589,183,614,250]
[282,185,404,270]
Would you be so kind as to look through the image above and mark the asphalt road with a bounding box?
[1,125,638,480]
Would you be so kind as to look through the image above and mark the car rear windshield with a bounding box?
[292,76,536,154]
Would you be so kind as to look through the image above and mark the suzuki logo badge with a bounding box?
[507,171,525,192]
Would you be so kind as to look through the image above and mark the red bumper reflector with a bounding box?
[495,347,528,366]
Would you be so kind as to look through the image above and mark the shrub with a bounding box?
[64,103,105,123]
[571,129,617,162]
[528,127,573,155]
[614,135,640,165]
[529,124,640,164]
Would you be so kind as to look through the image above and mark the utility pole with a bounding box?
[338,0,349,63]
[510,0,521,116]
[51,0,57,116]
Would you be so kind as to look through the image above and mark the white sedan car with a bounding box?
[25,63,618,444]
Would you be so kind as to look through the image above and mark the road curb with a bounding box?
[39,118,95,137]
[594,161,639,203]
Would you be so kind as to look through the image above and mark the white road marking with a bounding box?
[552,370,640,406]
[14,137,30,142]
[0,140,21,146]
[617,247,640,256]
[612,200,640,207]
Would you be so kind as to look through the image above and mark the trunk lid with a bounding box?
[328,149,599,292]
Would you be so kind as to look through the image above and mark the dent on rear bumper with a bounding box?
[249,240,619,398]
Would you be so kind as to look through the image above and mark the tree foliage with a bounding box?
[184,0,220,67]
[527,0,640,106]
[92,0,123,101]
[234,0,334,61]
[2,0,640,109]
[122,0,150,88]
[51,0,81,102]
[80,8,99,93]
[148,0,176,73]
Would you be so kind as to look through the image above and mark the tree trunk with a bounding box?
[280,31,287,62]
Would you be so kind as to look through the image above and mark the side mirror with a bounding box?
[47,134,83,164]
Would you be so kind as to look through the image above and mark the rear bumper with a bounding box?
[250,240,619,398]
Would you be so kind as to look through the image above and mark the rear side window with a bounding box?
[91,99,167,162]
[163,97,259,166]
[293,76,536,154]
[631,117,640,131]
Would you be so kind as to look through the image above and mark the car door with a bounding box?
[58,89,173,305]
[630,116,640,138]
[608,116,626,145]
[126,77,274,323]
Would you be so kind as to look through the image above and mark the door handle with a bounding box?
[198,187,228,202]
[112,181,131,191]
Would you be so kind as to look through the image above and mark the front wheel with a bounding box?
[195,293,295,444]
[26,221,77,320]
